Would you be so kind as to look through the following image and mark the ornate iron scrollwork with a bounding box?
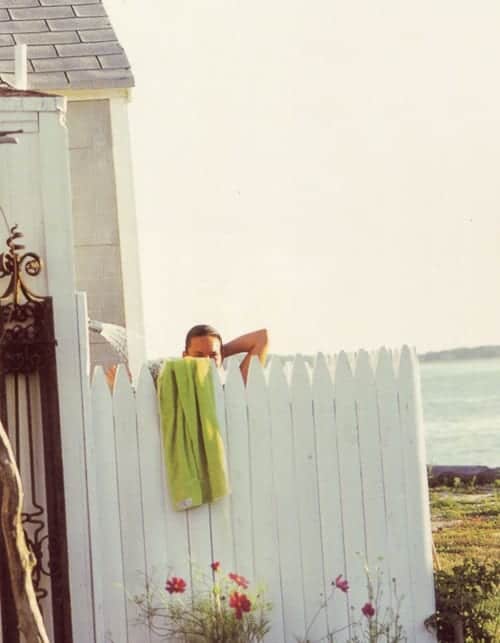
[0,224,58,624]
[0,225,55,376]
[0,224,44,305]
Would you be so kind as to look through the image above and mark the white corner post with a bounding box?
[38,101,97,643]
[109,93,146,378]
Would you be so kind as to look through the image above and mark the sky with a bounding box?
[106,0,500,358]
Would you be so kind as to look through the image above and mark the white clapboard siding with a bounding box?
[63,348,438,643]
[91,368,128,643]
[268,357,305,641]
[398,347,436,642]
[312,354,350,641]
[112,366,151,643]
[376,348,416,643]
[291,356,327,642]
[246,357,286,642]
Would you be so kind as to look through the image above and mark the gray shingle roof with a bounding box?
[0,0,134,90]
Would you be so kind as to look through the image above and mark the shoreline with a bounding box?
[427,464,500,485]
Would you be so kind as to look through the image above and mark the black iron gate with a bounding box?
[0,226,73,642]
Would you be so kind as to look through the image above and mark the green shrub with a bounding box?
[426,558,500,642]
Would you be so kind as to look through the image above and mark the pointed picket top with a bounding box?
[91,365,111,397]
[375,347,395,384]
[268,355,290,399]
[291,353,312,391]
[225,354,245,395]
[312,352,333,398]
[210,359,224,406]
[354,348,375,383]
[112,364,134,399]
[136,363,157,398]
[263,354,273,383]
[336,351,353,379]
[368,347,382,373]
[333,351,355,442]
[246,354,267,400]
[392,347,402,376]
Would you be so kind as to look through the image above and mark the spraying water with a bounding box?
[88,319,128,362]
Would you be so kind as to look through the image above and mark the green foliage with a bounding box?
[132,564,271,643]
[430,486,500,570]
[426,558,500,642]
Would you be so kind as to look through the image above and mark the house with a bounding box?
[0,0,145,373]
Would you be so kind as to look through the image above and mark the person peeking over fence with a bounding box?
[183,324,268,384]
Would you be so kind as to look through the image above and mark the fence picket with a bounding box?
[209,363,235,572]
[91,368,128,643]
[375,348,416,643]
[334,351,366,619]
[112,365,150,643]
[268,357,305,641]
[156,365,191,586]
[398,347,436,642]
[135,364,170,641]
[76,293,105,643]
[312,354,350,641]
[223,360,254,579]
[291,356,327,642]
[246,357,285,642]
[354,350,391,602]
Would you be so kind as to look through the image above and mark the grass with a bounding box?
[429,482,500,571]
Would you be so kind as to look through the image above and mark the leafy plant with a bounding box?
[425,558,500,642]
[132,561,271,643]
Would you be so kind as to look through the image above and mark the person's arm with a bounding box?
[222,329,269,384]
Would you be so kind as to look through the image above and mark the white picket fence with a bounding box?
[80,346,436,643]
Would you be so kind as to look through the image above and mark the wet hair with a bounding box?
[184,324,223,352]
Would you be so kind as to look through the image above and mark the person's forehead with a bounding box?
[189,334,221,350]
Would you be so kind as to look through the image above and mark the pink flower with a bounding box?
[361,602,375,618]
[165,576,186,594]
[229,591,252,619]
[228,572,249,589]
[334,574,349,593]
[211,561,220,572]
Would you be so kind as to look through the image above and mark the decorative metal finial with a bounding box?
[0,224,44,305]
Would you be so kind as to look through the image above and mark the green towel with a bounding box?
[158,358,229,511]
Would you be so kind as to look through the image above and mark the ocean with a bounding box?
[420,358,500,467]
